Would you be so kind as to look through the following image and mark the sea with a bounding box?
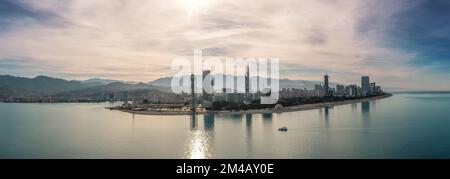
[1,92,450,159]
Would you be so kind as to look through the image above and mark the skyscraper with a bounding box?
[361,76,370,96]
[324,74,330,97]
[370,82,376,95]
[244,65,253,103]
[191,74,196,112]
[202,70,211,100]
[245,65,250,94]
[349,85,358,97]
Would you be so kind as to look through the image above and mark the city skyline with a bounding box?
[1,0,450,91]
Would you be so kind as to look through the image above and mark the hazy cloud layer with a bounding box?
[0,0,448,90]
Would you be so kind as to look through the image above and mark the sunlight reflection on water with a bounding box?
[183,130,214,159]
[183,114,215,159]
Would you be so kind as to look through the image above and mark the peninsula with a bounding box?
[107,70,389,116]
[109,93,392,116]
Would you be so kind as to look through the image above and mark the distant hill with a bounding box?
[0,75,87,96]
[148,77,173,87]
[80,78,137,86]
[0,74,344,98]
[0,85,33,97]
[55,82,168,98]
[148,75,343,90]
[0,75,167,98]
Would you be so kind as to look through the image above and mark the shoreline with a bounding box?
[116,93,393,116]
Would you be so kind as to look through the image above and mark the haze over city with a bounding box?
[1,0,450,90]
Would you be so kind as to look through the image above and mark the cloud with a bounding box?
[0,0,448,89]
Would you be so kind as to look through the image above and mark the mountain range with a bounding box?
[79,78,137,86]
[148,75,341,90]
[0,74,338,98]
[0,75,167,97]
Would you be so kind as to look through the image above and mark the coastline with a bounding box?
[116,93,393,116]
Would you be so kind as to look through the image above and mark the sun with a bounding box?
[174,0,211,18]
[182,0,210,9]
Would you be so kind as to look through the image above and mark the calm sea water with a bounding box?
[1,92,450,159]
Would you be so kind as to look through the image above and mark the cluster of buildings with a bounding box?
[122,67,384,112]
[192,66,264,109]
[280,75,384,99]
[193,67,384,111]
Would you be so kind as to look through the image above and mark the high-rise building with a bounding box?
[244,65,253,104]
[324,74,330,97]
[315,84,323,97]
[361,76,370,96]
[370,82,376,95]
[347,85,358,97]
[202,70,215,108]
[336,84,345,96]
[191,74,196,112]
[374,86,382,94]
[202,70,211,99]
[245,65,250,94]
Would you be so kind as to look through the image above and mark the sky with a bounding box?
[0,0,449,90]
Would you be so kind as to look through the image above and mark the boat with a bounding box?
[278,127,288,132]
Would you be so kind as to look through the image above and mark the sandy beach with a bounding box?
[115,94,392,116]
